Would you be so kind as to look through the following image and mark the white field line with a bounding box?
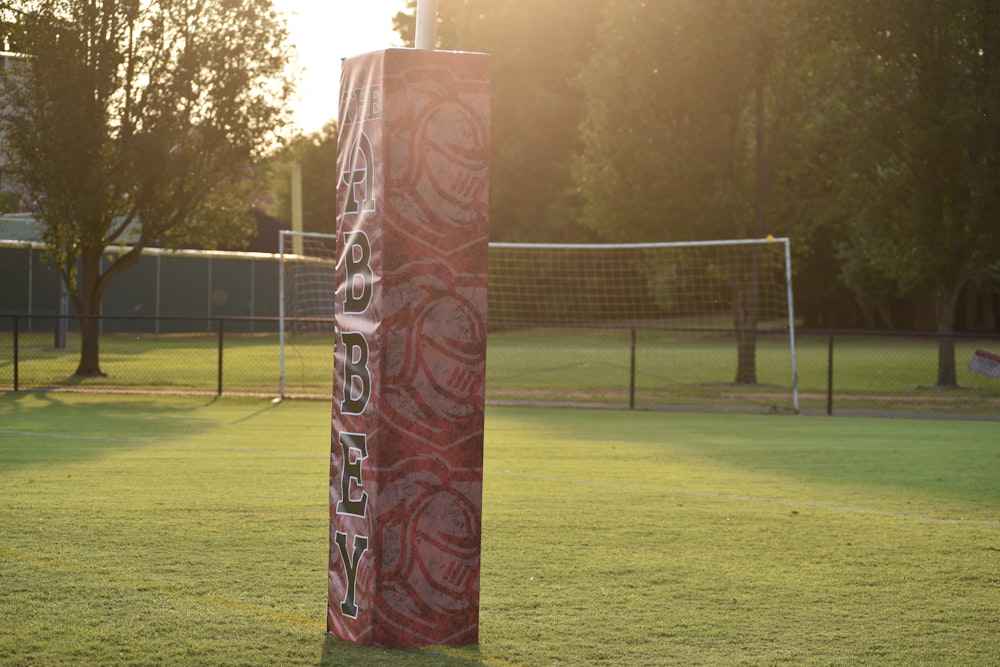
[489,470,1000,527]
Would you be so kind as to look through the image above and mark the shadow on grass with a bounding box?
[675,413,1000,504]
[488,406,1000,505]
[320,634,485,667]
[0,391,223,470]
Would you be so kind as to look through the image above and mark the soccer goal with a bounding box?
[487,237,799,411]
[278,233,798,411]
[279,230,337,396]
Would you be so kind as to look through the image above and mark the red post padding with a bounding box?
[329,48,490,648]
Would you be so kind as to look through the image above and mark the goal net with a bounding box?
[487,238,799,411]
[279,230,337,395]
[278,233,799,412]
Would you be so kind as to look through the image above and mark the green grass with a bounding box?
[1,393,997,665]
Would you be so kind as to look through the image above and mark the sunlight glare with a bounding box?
[273,0,408,134]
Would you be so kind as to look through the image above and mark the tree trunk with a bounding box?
[734,250,760,385]
[75,314,104,377]
[735,41,770,386]
[74,245,107,377]
[934,287,961,388]
[735,310,759,384]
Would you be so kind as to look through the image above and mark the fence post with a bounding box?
[827,333,834,416]
[13,316,19,392]
[54,277,69,349]
[629,328,637,410]
[217,318,224,396]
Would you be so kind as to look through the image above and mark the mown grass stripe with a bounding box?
[489,469,1000,526]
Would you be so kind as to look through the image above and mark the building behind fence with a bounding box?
[1,241,280,333]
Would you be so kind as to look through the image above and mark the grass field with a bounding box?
[1,393,997,665]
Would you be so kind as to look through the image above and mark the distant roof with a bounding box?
[0,213,143,245]
[0,211,289,253]
[0,213,40,243]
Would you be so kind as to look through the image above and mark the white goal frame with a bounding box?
[490,238,799,412]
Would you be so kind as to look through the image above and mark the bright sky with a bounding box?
[273,0,410,134]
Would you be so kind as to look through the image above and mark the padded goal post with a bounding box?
[328,48,490,648]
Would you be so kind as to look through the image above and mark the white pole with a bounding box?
[291,163,303,256]
[155,253,161,334]
[415,0,437,50]
[783,238,800,413]
[279,230,286,397]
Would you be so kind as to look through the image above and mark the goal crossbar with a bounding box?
[490,237,791,250]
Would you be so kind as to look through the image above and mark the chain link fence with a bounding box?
[2,315,998,420]
[485,326,1000,419]
[0,316,284,397]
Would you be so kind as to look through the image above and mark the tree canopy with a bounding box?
[0,0,295,376]
[267,120,338,236]
[832,0,1000,384]
[8,0,996,384]
[394,0,1000,386]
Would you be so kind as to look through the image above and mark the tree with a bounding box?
[835,0,1000,386]
[266,121,338,236]
[573,0,826,383]
[0,0,295,376]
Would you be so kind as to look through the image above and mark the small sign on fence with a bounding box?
[968,348,1000,379]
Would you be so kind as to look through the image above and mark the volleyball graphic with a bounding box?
[382,284,487,433]
[410,99,489,221]
[379,482,481,617]
[384,64,491,259]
